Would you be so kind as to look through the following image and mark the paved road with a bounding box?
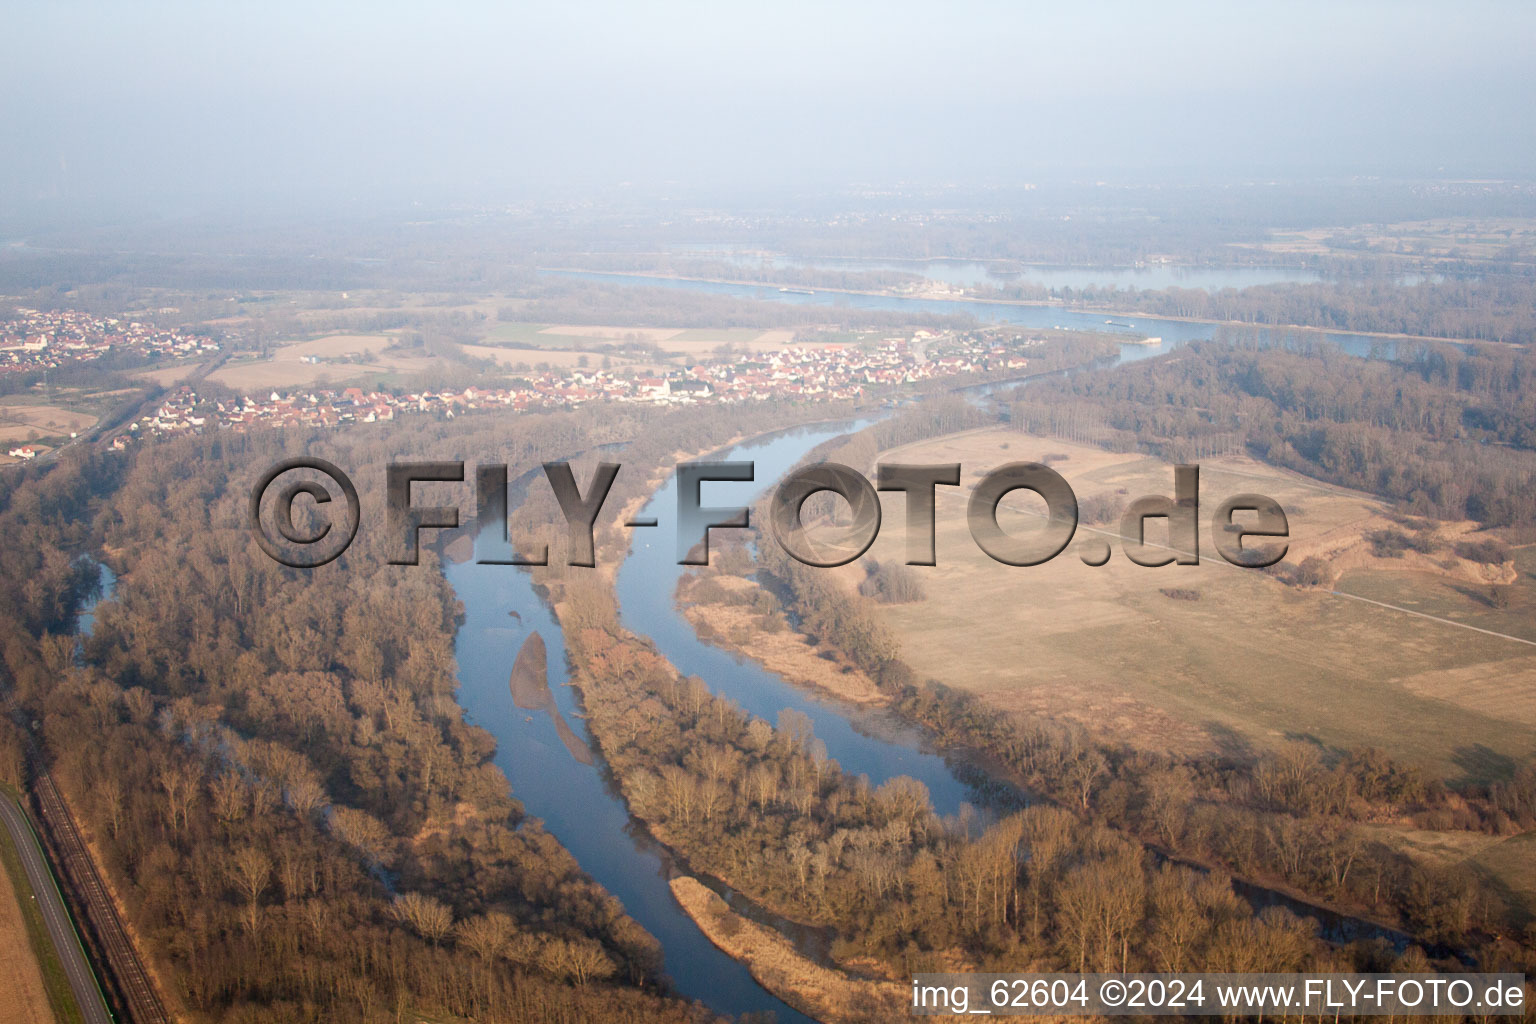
[0,793,113,1024]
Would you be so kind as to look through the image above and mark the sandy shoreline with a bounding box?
[668,875,908,1023]
[678,582,889,706]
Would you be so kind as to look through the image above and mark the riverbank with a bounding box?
[668,876,907,1024]
[677,574,889,707]
[535,409,1467,1010]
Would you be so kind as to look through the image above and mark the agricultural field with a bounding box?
[459,344,669,375]
[461,344,603,368]
[198,320,859,391]
[131,363,200,386]
[0,396,101,462]
[536,324,682,343]
[659,330,814,357]
[481,322,683,347]
[207,333,441,389]
[0,384,152,463]
[1256,217,1536,265]
[847,427,1536,780]
[0,401,96,442]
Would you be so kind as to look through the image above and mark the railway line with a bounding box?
[0,791,111,1024]
[30,765,171,1024]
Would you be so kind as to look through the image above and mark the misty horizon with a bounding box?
[5,0,1535,223]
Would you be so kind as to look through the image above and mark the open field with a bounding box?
[659,331,830,357]
[0,401,98,441]
[459,344,668,375]
[0,423,54,443]
[669,327,776,344]
[131,363,199,386]
[277,333,394,359]
[207,358,368,389]
[487,323,684,348]
[461,344,596,367]
[207,333,441,389]
[663,328,818,351]
[1471,832,1536,922]
[849,427,1536,780]
[209,322,825,390]
[485,321,561,345]
[537,324,682,343]
[490,322,841,356]
[1255,218,1536,265]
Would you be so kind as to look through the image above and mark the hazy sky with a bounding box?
[4,0,1534,214]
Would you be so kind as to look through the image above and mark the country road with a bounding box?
[0,793,112,1024]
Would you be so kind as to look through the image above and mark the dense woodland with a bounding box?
[1,326,1534,1022]
[1012,337,1536,529]
[0,407,764,1023]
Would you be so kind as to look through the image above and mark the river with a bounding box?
[448,478,839,1021]
[616,422,996,819]
[704,253,1326,291]
[446,414,1029,1021]
[74,300,1412,1018]
[548,268,1409,361]
[445,414,1420,1023]
[76,559,116,637]
[444,295,1430,1018]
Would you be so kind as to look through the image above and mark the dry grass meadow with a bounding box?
[461,344,607,368]
[208,323,828,391]
[459,344,670,375]
[207,333,441,389]
[0,401,97,442]
[536,324,683,343]
[529,324,812,352]
[131,363,199,386]
[842,427,1536,781]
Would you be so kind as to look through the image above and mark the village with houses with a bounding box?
[0,303,1053,460]
[0,307,221,375]
[122,329,1039,442]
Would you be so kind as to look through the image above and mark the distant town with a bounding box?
[0,308,221,375]
[118,329,1039,444]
